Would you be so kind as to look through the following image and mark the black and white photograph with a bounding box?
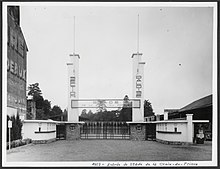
[2,1,218,167]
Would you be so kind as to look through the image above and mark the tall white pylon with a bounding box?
[67,16,80,122]
[132,14,145,122]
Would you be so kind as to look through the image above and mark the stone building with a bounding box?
[7,6,28,120]
[26,96,36,120]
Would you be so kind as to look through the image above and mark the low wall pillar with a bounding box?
[65,123,83,140]
[186,114,193,143]
[129,123,146,141]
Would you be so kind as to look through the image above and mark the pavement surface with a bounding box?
[6,140,212,162]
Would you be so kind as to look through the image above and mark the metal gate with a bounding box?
[145,123,156,140]
[80,122,130,140]
[56,123,66,140]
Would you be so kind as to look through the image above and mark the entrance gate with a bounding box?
[80,122,130,140]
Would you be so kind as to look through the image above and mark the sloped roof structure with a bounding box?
[179,94,212,112]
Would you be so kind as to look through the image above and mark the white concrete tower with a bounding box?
[132,14,145,122]
[67,16,80,122]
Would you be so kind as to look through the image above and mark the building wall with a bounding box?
[22,120,56,141]
[7,6,28,120]
[156,122,188,142]
[27,99,36,120]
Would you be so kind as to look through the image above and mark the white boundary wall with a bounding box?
[22,120,57,141]
[152,114,209,143]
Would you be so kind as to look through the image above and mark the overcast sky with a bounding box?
[19,3,213,114]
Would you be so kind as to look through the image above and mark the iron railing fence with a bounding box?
[80,121,130,140]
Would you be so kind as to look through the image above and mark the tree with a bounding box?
[27,83,53,120]
[27,83,44,109]
[118,95,132,121]
[48,105,63,121]
[7,114,22,142]
[144,100,154,117]
[96,100,107,113]
[27,83,42,101]
[42,99,51,118]
[63,109,68,121]
[123,95,132,108]
[35,99,51,120]
[87,110,95,121]
[36,109,45,120]
[51,105,63,116]
[81,109,87,118]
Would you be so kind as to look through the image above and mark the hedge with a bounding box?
[7,138,32,150]
[7,114,23,142]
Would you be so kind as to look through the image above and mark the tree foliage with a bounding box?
[27,83,63,120]
[144,100,154,117]
[80,109,120,122]
[79,95,132,122]
[79,96,155,121]
[96,100,107,112]
[49,105,63,121]
[119,95,132,121]
[27,83,42,101]
[51,105,63,116]
[7,114,22,142]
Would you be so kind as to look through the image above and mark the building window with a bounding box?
[174,127,177,132]
[151,116,155,121]
[174,123,177,132]
[165,123,167,131]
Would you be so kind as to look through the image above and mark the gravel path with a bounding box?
[6,140,212,162]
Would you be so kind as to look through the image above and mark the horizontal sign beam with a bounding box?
[71,99,140,108]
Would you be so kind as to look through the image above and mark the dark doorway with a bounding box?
[145,123,156,140]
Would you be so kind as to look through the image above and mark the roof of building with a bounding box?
[179,94,212,112]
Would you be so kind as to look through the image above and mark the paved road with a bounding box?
[6,140,212,162]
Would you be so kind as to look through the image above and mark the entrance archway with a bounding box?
[67,52,145,123]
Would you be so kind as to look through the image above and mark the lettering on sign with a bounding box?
[7,93,26,107]
[70,76,76,98]
[18,36,24,56]
[9,26,25,56]
[8,120,12,128]
[9,27,18,50]
[136,75,142,98]
[70,92,76,98]
[7,58,26,81]
[8,79,25,91]
[71,99,140,108]
[70,77,75,87]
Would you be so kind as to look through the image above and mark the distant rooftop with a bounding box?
[179,94,212,112]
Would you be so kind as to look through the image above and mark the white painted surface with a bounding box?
[22,120,57,141]
[186,114,193,143]
[139,62,145,121]
[156,122,188,142]
[155,116,209,143]
[132,53,145,122]
[67,54,79,122]
[8,120,12,128]
[164,111,168,120]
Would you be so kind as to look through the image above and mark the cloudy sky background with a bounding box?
[19,3,213,114]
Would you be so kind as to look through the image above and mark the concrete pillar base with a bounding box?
[129,123,146,141]
[65,123,82,140]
